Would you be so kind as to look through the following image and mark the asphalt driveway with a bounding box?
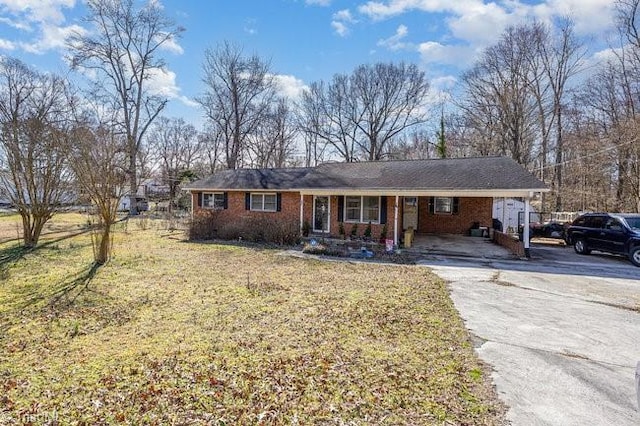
[419,244,640,425]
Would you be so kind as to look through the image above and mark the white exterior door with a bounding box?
[403,197,418,230]
[313,196,330,232]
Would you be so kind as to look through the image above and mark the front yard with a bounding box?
[0,213,504,424]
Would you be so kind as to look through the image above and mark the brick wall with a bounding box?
[418,196,492,234]
[493,230,525,257]
[191,192,493,238]
[193,191,301,225]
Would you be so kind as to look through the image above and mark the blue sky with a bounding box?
[0,0,619,127]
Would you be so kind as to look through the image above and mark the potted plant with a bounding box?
[379,223,388,243]
[363,222,372,241]
[302,220,311,237]
[350,223,358,239]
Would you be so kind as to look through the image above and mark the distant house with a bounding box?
[184,156,548,251]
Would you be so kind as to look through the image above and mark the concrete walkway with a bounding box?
[419,254,640,425]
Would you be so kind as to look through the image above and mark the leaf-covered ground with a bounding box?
[0,214,505,425]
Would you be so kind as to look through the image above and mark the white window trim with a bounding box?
[344,195,380,224]
[203,192,225,209]
[250,192,277,212]
[434,196,453,215]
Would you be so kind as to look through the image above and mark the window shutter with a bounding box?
[276,193,282,212]
[428,197,435,214]
[337,196,344,221]
[380,196,387,224]
[452,197,460,215]
[223,192,228,210]
[197,192,202,207]
[245,193,251,210]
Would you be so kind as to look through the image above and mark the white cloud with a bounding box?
[0,16,32,31]
[377,24,410,50]
[157,33,184,54]
[0,38,16,50]
[331,20,350,37]
[146,67,199,108]
[418,41,476,67]
[331,8,356,37]
[446,2,511,45]
[333,9,355,22]
[0,0,75,25]
[272,74,308,100]
[0,0,78,54]
[20,23,85,54]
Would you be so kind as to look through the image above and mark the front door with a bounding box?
[403,197,418,231]
[313,196,330,233]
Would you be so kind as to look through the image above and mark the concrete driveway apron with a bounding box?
[418,253,640,426]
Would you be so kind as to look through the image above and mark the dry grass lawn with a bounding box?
[0,213,504,425]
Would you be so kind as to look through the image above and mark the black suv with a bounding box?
[565,213,640,267]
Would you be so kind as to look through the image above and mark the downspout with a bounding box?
[523,193,531,258]
[394,195,399,248]
[299,193,304,235]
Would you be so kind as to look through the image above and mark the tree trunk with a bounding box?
[129,151,138,216]
[95,223,112,265]
[554,104,563,211]
[21,214,35,248]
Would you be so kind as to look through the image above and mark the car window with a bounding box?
[605,219,623,232]
[585,216,605,228]
[623,217,640,230]
[573,217,587,226]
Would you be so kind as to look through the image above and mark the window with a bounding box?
[202,192,225,209]
[363,196,379,222]
[250,193,277,212]
[345,196,361,222]
[344,196,380,223]
[434,197,453,214]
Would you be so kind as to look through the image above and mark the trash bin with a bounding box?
[404,228,414,248]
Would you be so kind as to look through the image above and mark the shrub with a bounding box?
[363,222,372,240]
[350,223,358,238]
[187,210,219,240]
[302,220,311,237]
[338,222,345,238]
[189,211,300,245]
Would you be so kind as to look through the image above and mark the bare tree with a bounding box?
[459,25,539,167]
[69,122,127,264]
[198,41,276,169]
[197,123,224,175]
[298,78,358,162]
[538,19,586,210]
[0,58,73,248]
[351,62,430,160]
[247,98,298,168]
[67,0,183,215]
[298,63,429,162]
[149,117,201,212]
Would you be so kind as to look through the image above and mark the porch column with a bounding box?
[502,197,506,232]
[394,195,399,247]
[523,194,531,258]
[299,193,304,234]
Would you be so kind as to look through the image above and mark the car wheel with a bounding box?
[574,238,591,255]
[629,246,640,267]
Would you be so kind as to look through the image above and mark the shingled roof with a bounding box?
[184,157,547,193]
[184,167,314,190]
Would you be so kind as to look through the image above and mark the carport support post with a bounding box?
[524,194,531,258]
[394,195,399,248]
[299,193,304,235]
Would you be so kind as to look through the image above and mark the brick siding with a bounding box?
[417,196,492,234]
[192,191,493,238]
